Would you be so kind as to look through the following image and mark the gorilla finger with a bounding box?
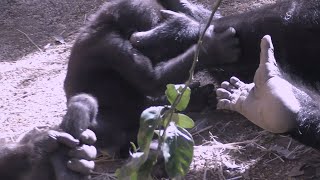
[130,31,151,46]
[216,88,231,99]
[217,99,231,110]
[67,159,95,175]
[220,27,236,39]
[221,81,235,92]
[49,130,79,148]
[69,144,97,160]
[80,129,97,145]
[36,130,60,152]
[230,76,244,88]
[57,132,80,148]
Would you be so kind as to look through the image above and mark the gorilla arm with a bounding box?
[111,26,239,96]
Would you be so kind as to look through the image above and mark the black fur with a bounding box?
[0,94,97,180]
[63,0,233,156]
[64,0,320,155]
[212,0,320,84]
[147,0,320,84]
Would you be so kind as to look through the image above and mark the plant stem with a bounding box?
[158,0,224,151]
[171,0,224,112]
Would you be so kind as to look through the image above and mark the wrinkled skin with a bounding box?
[217,35,320,150]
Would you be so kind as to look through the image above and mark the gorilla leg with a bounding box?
[217,36,299,133]
[216,35,320,150]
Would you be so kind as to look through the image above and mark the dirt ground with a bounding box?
[1,0,320,179]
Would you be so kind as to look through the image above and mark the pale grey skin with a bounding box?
[216,35,303,133]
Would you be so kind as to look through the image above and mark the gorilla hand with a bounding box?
[199,25,240,65]
[67,129,97,175]
[47,128,97,180]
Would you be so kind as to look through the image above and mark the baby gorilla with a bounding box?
[217,35,320,150]
[0,94,97,180]
[64,0,239,156]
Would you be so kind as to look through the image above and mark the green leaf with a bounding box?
[137,106,164,151]
[163,112,179,127]
[176,114,195,128]
[165,84,191,111]
[117,106,164,179]
[162,122,194,178]
[163,113,194,129]
[165,84,178,105]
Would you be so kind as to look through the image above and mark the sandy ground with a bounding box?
[1,0,320,179]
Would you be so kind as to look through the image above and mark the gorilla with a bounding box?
[64,0,320,156]
[216,35,320,150]
[0,94,98,180]
[64,0,239,156]
[155,0,320,149]
[137,0,320,83]
[214,0,320,84]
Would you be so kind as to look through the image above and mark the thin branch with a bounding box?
[16,29,43,52]
[158,0,224,156]
[170,0,224,108]
[188,0,223,83]
[191,125,213,136]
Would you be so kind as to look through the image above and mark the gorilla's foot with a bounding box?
[216,35,300,133]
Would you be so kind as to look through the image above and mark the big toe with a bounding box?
[260,35,277,65]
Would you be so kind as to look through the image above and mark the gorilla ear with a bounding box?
[160,9,184,19]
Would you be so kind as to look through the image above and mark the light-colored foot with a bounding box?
[216,35,300,133]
